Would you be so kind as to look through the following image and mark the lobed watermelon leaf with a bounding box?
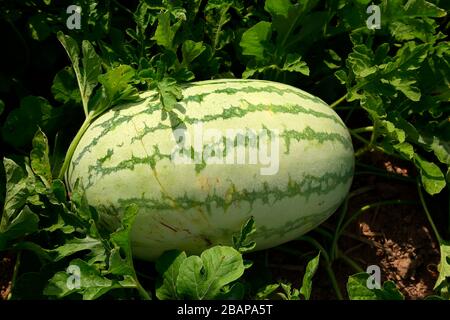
[347,272,404,300]
[176,246,245,300]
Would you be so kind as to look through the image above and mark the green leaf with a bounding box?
[282,54,310,75]
[359,92,386,118]
[57,32,102,116]
[42,214,74,234]
[0,99,4,115]
[232,216,256,253]
[434,241,450,292]
[393,142,415,160]
[2,96,60,149]
[133,2,153,33]
[1,158,32,229]
[279,282,300,300]
[381,120,406,143]
[264,0,316,47]
[347,45,377,78]
[255,283,280,300]
[171,67,195,82]
[181,40,206,66]
[204,1,234,52]
[300,252,320,300]
[50,179,67,204]
[42,205,144,300]
[334,70,348,85]
[70,180,94,222]
[347,272,404,300]
[242,54,310,79]
[264,0,291,19]
[44,259,118,299]
[242,64,277,79]
[108,204,139,276]
[92,65,139,117]
[13,241,52,262]
[157,77,183,112]
[57,32,81,85]
[414,153,446,195]
[285,10,327,50]
[80,40,102,105]
[389,19,437,42]
[30,129,52,186]
[390,116,450,164]
[155,250,187,300]
[0,206,39,250]
[50,236,104,262]
[403,0,447,18]
[240,21,272,61]
[382,76,421,101]
[383,0,446,43]
[176,246,245,299]
[384,42,429,73]
[97,65,138,104]
[152,11,183,51]
[417,133,450,165]
[51,67,81,104]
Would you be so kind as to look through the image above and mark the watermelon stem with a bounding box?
[336,250,364,273]
[417,179,443,244]
[330,186,374,261]
[315,227,366,273]
[351,126,373,134]
[352,128,402,159]
[57,115,94,181]
[135,282,152,300]
[329,95,347,109]
[331,196,349,261]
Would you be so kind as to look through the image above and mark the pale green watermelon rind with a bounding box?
[66,79,355,261]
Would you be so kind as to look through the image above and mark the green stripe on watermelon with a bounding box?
[114,166,353,213]
[84,125,352,181]
[73,100,346,167]
[182,84,324,105]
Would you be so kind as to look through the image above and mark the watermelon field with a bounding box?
[0,0,449,303]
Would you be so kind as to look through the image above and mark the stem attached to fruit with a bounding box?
[57,115,94,181]
[351,126,374,134]
[330,95,347,109]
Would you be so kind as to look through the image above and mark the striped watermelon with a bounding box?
[67,79,354,261]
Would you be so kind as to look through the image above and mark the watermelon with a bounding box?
[67,79,354,261]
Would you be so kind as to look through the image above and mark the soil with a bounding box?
[0,152,442,300]
[341,153,440,299]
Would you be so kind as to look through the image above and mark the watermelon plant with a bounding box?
[0,0,449,301]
